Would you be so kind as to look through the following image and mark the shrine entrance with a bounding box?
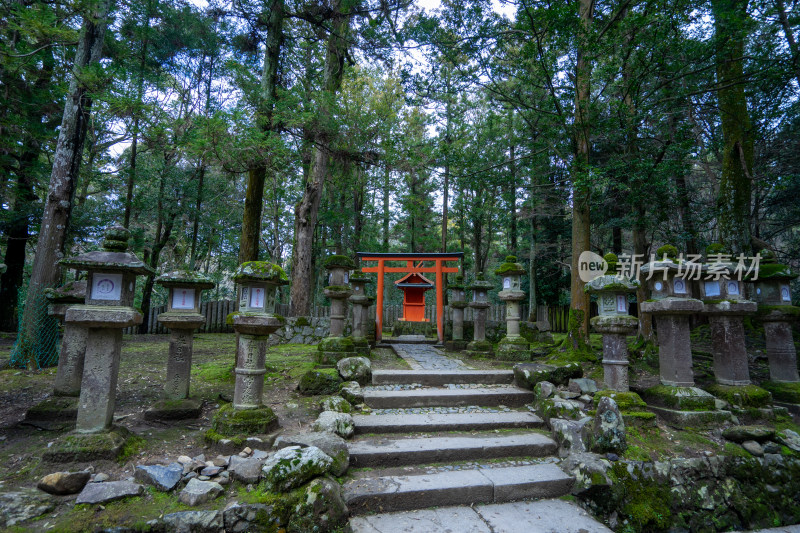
[357,252,463,344]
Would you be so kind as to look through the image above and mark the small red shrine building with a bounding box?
[395,272,434,322]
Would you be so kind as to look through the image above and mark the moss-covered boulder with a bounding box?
[704,384,772,408]
[761,381,800,404]
[514,362,582,389]
[591,396,627,454]
[210,404,278,437]
[538,397,585,422]
[274,432,350,477]
[317,336,356,364]
[261,446,333,492]
[340,381,364,404]
[336,356,371,385]
[641,385,716,411]
[320,395,352,414]
[298,370,342,396]
[313,411,355,439]
[722,425,776,444]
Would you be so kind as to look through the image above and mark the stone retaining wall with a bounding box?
[267,317,348,346]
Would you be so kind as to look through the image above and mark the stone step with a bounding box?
[352,411,544,434]
[344,463,574,515]
[371,370,515,386]
[363,387,534,409]
[349,432,556,468]
[348,499,613,532]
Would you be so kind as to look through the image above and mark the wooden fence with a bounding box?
[125,300,590,334]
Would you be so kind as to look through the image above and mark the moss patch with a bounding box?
[298,369,341,396]
[704,384,772,408]
[761,381,800,403]
[594,390,647,410]
[210,403,278,436]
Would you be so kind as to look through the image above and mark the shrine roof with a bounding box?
[395,272,434,288]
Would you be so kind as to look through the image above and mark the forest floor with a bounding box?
[0,328,797,531]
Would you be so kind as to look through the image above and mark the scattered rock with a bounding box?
[514,362,582,388]
[592,396,626,454]
[200,466,224,477]
[274,432,350,476]
[223,503,273,532]
[37,471,91,495]
[763,441,782,454]
[538,397,585,422]
[776,429,800,452]
[212,456,229,467]
[293,477,348,531]
[0,489,55,528]
[229,458,263,484]
[742,440,765,457]
[262,446,333,492]
[340,381,364,404]
[569,378,598,395]
[93,473,110,483]
[134,463,183,492]
[534,381,555,401]
[557,391,582,400]
[560,452,612,493]
[298,370,342,396]
[550,417,593,456]
[178,478,224,506]
[320,396,353,414]
[336,357,371,385]
[163,510,223,532]
[722,425,775,443]
[76,480,143,505]
[314,411,355,439]
[177,455,193,465]
[251,449,270,461]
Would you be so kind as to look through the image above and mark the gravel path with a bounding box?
[389,343,468,370]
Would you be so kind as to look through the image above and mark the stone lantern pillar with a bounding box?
[445,275,468,351]
[25,281,87,424]
[349,271,374,356]
[748,251,800,384]
[466,273,493,356]
[318,255,356,364]
[586,254,639,392]
[495,256,529,361]
[212,261,287,437]
[698,248,757,386]
[145,271,215,420]
[44,227,152,461]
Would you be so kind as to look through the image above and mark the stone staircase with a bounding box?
[343,366,592,531]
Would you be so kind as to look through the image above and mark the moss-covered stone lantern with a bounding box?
[466,273,493,356]
[212,261,287,438]
[445,274,468,351]
[318,255,356,364]
[44,226,153,461]
[495,256,529,361]
[698,245,757,388]
[747,250,800,387]
[586,253,640,392]
[25,281,87,424]
[145,270,215,420]
[349,270,374,356]
[639,245,726,425]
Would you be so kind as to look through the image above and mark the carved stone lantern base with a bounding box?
[210,403,279,438]
[352,336,370,356]
[465,339,492,357]
[43,426,132,463]
[640,385,733,427]
[703,383,775,424]
[317,336,356,364]
[495,336,530,361]
[444,339,468,351]
[591,314,638,392]
[145,398,203,421]
[24,396,79,427]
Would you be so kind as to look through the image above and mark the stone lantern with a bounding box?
[145,270,215,420]
[698,246,757,387]
[747,251,800,385]
[639,245,725,424]
[466,273,493,356]
[212,261,287,437]
[586,253,639,392]
[445,275,468,351]
[349,270,374,356]
[318,255,356,364]
[45,226,152,461]
[25,281,87,424]
[495,256,529,361]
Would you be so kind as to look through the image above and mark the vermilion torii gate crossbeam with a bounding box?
[357,252,463,344]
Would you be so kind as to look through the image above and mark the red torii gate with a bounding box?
[357,252,463,344]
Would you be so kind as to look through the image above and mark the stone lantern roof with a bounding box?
[232,261,289,285]
[323,255,355,270]
[584,275,639,294]
[469,272,494,291]
[44,280,87,304]
[156,270,216,289]
[448,274,465,290]
[60,226,154,275]
[749,250,797,282]
[350,270,371,283]
[494,256,525,276]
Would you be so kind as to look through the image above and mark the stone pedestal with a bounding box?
[704,302,756,385]
[761,310,800,382]
[445,301,468,351]
[495,257,529,361]
[591,314,638,392]
[349,273,374,357]
[318,256,356,364]
[640,298,703,387]
[466,302,491,355]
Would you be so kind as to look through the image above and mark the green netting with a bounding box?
[8,282,60,369]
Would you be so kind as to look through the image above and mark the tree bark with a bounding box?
[568,0,594,348]
[290,1,350,316]
[17,0,112,367]
[775,0,800,85]
[712,0,754,255]
[239,0,284,263]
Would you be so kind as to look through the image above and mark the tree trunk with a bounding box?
[16,0,111,367]
[775,0,800,85]
[568,0,594,349]
[382,166,390,252]
[290,2,350,315]
[712,0,754,255]
[239,0,284,263]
